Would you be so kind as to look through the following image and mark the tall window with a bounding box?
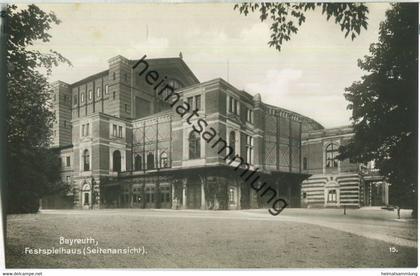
[327,190,337,202]
[134,155,142,171]
[96,87,101,98]
[229,188,235,203]
[112,124,117,137]
[228,96,239,115]
[187,97,193,108]
[83,149,90,171]
[188,131,201,159]
[160,152,169,168]
[195,95,201,110]
[105,85,109,95]
[88,90,92,100]
[113,150,121,172]
[229,131,236,157]
[86,123,89,136]
[118,126,123,138]
[81,92,85,103]
[246,108,254,123]
[147,152,155,170]
[326,143,339,168]
[303,157,308,170]
[66,156,71,167]
[73,95,78,105]
[246,135,254,164]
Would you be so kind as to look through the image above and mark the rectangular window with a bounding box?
[73,95,78,105]
[113,91,116,100]
[82,124,85,137]
[96,87,101,98]
[88,90,92,100]
[105,85,109,95]
[86,123,89,136]
[246,108,254,123]
[66,156,71,167]
[187,97,193,108]
[303,157,308,170]
[81,93,85,103]
[118,126,123,138]
[195,95,201,110]
[228,96,239,115]
[245,135,254,164]
[229,188,235,203]
[113,124,117,137]
[234,99,239,115]
[327,190,337,203]
[66,176,70,183]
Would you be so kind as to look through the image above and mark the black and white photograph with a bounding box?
[0,1,418,274]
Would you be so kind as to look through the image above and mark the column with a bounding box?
[200,177,206,210]
[171,182,176,209]
[182,182,187,209]
[129,182,133,208]
[237,180,241,210]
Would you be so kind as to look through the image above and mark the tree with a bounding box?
[234,3,369,51]
[339,4,418,214]
[6,5,71,213]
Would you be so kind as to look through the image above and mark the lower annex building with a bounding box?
[43,54,389,210]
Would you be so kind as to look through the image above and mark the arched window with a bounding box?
[113,150,121,172]
[134,154,142,171]
[82,149,90,171]
[160,79,183,103]
[147,152,155,170]
[229,131,236,157]
[160,151,169,168]
[326,143,339,168]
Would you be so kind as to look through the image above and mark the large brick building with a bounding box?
[45,54,388,210]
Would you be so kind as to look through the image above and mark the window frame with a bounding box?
[188,131,201,160]
[83,149,90,171]
[325,143,339,168]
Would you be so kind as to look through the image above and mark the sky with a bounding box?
[33,3,390,128]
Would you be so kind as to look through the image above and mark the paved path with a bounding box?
[6,208,417,268]
[241,208,417,248]
[41,207,417,248]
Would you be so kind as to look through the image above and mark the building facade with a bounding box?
[45,54,388,210]
[301,126,389,208]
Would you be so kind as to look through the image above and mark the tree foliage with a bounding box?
[234,3,369,51]
[339,4,418,210]
[6,4,71,213]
